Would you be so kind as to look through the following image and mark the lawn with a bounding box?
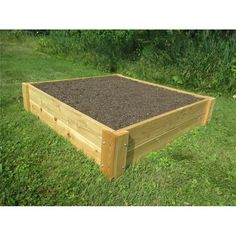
[1,37,236,206]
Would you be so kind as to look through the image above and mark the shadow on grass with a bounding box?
[171,153,195,161]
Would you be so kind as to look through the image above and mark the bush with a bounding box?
[38,30,145,71]
[0,30,32,41]
[36,30,236,93]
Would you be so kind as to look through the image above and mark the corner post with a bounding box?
[22,83,30,112]
[203,98,216,124]
[100,129,129,180]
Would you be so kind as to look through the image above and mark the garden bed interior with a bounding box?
[22,74,215,180]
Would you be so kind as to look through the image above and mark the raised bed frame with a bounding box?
[22,74,215,180]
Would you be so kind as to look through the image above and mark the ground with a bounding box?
[1,38,236,206]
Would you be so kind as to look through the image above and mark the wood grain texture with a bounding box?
[27,84,113,164]
[28,84,113,148]
[203,98,216,124]
[22,83,30,111]
[100,130,129,180]
[30,74,112,85]
[120,99,209,152]
[30,100,102,164]
[127,116,203,165]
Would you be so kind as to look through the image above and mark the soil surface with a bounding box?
[35,76,203,130]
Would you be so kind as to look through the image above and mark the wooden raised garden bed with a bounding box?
[22,74,215,180]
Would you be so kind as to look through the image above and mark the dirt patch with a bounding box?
[35,75,203,130]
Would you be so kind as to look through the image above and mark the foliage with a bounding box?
[123,31,236,94]
[37,30,236,93]
[232,53,236,80]
[0,30,33,41]
[38,30,145,71]
[1,37,236,206]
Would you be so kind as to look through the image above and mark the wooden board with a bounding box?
[26,84,113,165]
[29,74,112,85]
[22,83,30,111]
[203,98,216,124]
[28,84,113,148]
[30,99,102,164]
[113,74,210,99]
[120,99,209,152]
[100,130,129,180]
[126,116,203,165]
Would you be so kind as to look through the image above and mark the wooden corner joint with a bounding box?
[22,83,31,112]
[100,129,129,180]
[203,97,216,124]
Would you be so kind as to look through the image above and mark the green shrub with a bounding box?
[0,30,32,41]
[232,53,236,78]
[36,30,236,93]
[123,31,236,93]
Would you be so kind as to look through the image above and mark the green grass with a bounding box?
[1,37,236,206]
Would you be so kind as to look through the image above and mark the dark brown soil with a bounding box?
[35,75,203,130]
